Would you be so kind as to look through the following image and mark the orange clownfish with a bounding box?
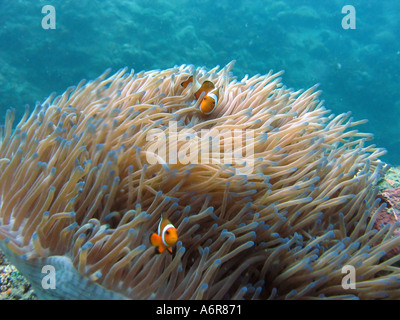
[181,77,215,99]
[180,76,219,115]
[150,215,178,254]
[194,80,215,100]
[200,88,219,115]
[181,76,194,89]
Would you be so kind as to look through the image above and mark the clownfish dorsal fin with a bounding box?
[158,214,172,235]
[157,215,163,235]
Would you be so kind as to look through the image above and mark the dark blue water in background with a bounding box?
[0,0,399,164]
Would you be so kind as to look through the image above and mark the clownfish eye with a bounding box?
[166,230,170,235]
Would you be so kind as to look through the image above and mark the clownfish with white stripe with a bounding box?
[181,76,220,116]
[194,80,215,100]
[200,88,220,115]
[150,215,178,254]
[181,76,215,100]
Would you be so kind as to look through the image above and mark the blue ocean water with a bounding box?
[0,0,399,164]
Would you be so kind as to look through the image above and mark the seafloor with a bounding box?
[0,251,36,300]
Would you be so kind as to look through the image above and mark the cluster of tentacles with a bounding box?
[0,62,399,299]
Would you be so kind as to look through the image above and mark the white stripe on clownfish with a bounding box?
[161,224,175,247]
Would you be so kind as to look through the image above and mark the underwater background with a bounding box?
[0,0,399,164]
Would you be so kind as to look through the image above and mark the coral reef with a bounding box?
[0,250,36,300]
[0,63,399,300]
[379,166,400,190]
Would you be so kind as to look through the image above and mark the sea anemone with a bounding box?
[0,62,399,299]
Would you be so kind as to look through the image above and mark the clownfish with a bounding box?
[194,80,215,100]
[181,77,215,99]
[180,76,219,115]
[200,88,219,115]
[150,215,178,254]
[181,76,194,88]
